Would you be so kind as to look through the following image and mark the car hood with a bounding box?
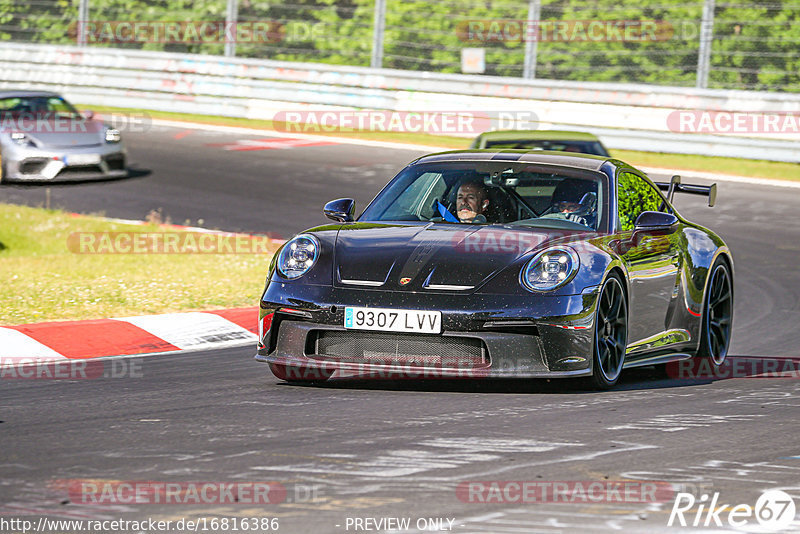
[1,118,107,148]
[332,222,577,291]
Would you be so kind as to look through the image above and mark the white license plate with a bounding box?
[344,307,441,334]
[65,154,101,166]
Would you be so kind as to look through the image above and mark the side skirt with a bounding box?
[623,352,693,369]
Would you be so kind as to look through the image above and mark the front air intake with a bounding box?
[307,330,489,368]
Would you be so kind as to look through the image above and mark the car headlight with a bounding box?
[10,132,34,146]
[521,247,580,292]
[105,129,121,143]
[277,234,320,279]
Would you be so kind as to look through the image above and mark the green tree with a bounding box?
[1,0,798,92]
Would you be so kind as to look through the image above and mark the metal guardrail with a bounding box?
[1,42,798,162]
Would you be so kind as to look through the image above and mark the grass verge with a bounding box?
[0,203,272,325]
[95,105,800,181]
[610,149,800,182]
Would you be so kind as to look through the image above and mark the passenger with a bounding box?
[542,178,597,228]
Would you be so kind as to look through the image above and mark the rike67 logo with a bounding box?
[668,489,796,531]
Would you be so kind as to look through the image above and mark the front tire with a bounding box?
[589,273,628,389]
[696,259,733,366]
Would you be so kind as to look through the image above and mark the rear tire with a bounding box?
[589,273,628,389]
[269,363,333,384]
[696,259,733,366]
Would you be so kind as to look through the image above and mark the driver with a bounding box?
[456,180,491,223]
[544,178,597,227]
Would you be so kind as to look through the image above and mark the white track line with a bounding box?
[641,166,800,189]
[150,118,449,152]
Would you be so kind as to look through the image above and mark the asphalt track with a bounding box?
[2,124,800,533]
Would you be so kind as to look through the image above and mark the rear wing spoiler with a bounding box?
[654,175,717,207]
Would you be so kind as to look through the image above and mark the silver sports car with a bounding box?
[0,90,127,183]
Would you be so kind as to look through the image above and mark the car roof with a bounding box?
[0,90,62,99]
[476,130,603,142]
[412,149,612,172]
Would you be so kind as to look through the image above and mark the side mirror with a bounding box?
[634,211,678,231]
[324,198,355,223]
[82,110,95,120]
[707,183,717,207]
[667,174,681,203]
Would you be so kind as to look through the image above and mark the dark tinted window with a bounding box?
[0,96,79,118]
[361,162,604,230]
[483,139,609,156]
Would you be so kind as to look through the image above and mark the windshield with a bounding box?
[360,162,605,231]
[483,139,609,156]
[0,96,82,119]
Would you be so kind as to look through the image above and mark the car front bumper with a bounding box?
[2,143,127,182]
[256,282,601,379]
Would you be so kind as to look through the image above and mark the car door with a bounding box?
[615,171,681,355]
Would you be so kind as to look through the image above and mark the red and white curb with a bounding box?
[0,307,258,362]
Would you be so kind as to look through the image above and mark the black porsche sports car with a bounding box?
[255,151,733,389]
